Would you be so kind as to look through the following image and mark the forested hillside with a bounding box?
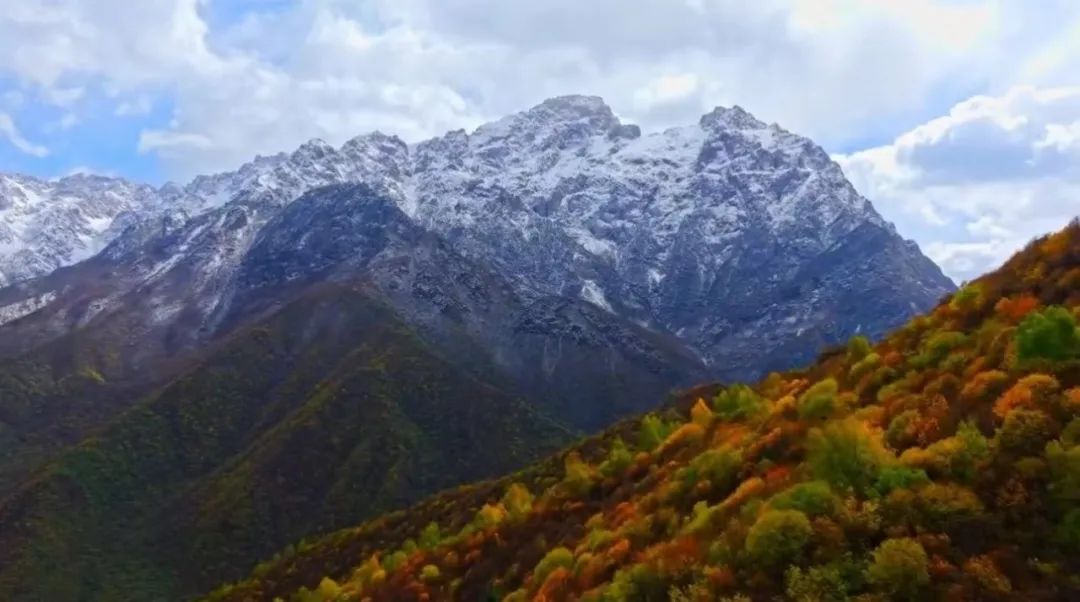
[0,285,572,601]
[208,221,1080,601]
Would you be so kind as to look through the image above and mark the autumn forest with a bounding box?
[200,223,1080,601]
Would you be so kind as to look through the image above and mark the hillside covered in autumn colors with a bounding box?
[206,221,1080,602]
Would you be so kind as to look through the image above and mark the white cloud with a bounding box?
[633,74,700,110]
[7,0,1077,179]
[42,86,85,107]
[57,113,79,130]
[0,1,222,88]
[0,111,49,157]
[837,85,1080,283]
[115,96,154,117]
[0,0,1079,284]
[138,130,215,154]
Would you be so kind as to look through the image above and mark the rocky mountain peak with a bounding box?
[52,172,117,188]
[291,138,335,161]
[536,94,616,120]
[470,94,624,152]
[342,131,407,152]
[699,104,767,131]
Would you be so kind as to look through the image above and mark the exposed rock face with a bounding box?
[0,95,953,392]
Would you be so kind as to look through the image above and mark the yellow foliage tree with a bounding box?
[690,398,714,428]
[502,483,534,520]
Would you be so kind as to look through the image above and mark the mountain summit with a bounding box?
[0,97,953,379]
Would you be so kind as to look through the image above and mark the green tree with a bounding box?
[562,452,597,496]
[808,419,892,494]
[745,509,813,567]
[916,482,984,528]
[873,466,929,496]
[1055,508,1080,552]
[785,562,853,602]
[1061,417,1080,447]
[997,409,1054,456]
[602,564,667,602]
[885,410,918,450]
[502,483,534,520]
[420,564,441,583]
[1016,306,1080,364]
[849,352,882,383]
[690,448,742,490]
[799,378,840,420]
[599,437,634,478]
[418,521,442,549]
[847,335,873,362]
[912,331,967,368]
[865,538,929,600]
[949,282,984,313]
[383,550,407,573]
[533,547,574,584]
[638,415,674,452]
[672,448,742,505]
[712,384,765,421]
[770,481,836,517]
[952,420,991,481]
[1046,439,1080,503]
[294,577,342,602]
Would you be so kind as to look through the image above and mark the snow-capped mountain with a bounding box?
[0,96,953,380]
[0,135,408,287]
[0,173,189,286]
[404,96,951,373]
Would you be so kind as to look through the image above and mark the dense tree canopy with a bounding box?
[207,221,1080,601]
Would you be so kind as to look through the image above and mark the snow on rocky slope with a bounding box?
[0,96,953,377]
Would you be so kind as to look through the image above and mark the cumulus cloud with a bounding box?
[4,0,1065,178]
[837,86,1080,283]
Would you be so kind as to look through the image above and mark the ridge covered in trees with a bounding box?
[209,222,1080,601]
[0,287,573,600]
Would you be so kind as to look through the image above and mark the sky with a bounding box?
[0,0,1079,282]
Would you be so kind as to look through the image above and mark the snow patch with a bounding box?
[580,280,613,312]
[743,125,778,149]
[149,298,184,325]
[570,227,616,258]
[144,253,184,282]
[0,291,56,327]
